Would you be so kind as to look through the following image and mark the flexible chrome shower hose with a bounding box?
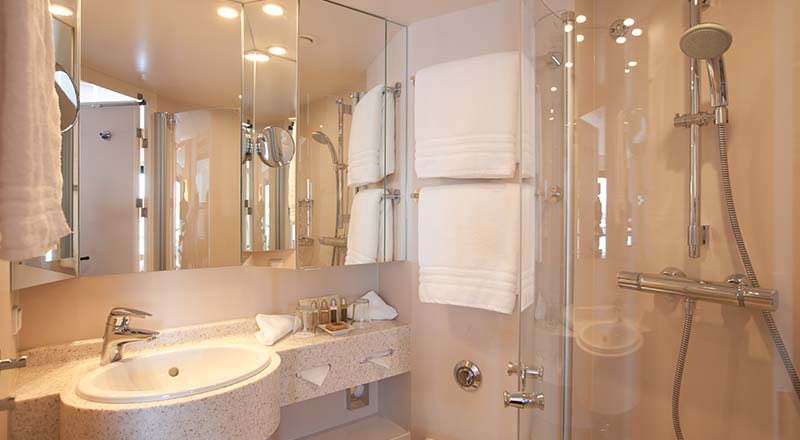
[716,123,800,401]
[672,123,800,440]
[672,300,695,440]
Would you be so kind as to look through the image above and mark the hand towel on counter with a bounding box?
[347,290,398,321]
[414,51,519,179]
[418,183,520,314]
[0,0,71,261]
[254,314,298,346]
[348,84,395,187]
[345,189,393,265]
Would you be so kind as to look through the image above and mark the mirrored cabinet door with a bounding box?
[243,0,408,269]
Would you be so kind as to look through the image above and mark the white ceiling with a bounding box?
[330,0,496,25]
[81,0,491,116]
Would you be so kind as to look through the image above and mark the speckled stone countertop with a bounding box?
[12,318,410,440]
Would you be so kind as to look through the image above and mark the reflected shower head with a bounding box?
[311,130,339,165]
[680,23,732,110]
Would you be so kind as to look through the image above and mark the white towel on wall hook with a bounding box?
[0,0,71,260]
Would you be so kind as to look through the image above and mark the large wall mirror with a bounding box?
[14,0,407,288]
[243,0,408,269]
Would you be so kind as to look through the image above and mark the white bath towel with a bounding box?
[414,51,519,179]
[254,314,298,346]
[418,184,520,314]
[0,0,71,261]
[348,84,395,187]
[345,189,393,265]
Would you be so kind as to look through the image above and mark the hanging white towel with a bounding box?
[348,84,395,187]
[297,364,330,387]
[414,51,519,179]
[0,0,71,261]
[418,184,520,314]
[345,189,393,265]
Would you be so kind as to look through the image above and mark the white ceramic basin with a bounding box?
[76,344,271,404]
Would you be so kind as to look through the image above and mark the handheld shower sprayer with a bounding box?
[679,22,733,122]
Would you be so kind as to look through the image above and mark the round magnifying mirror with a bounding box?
[256,126,295,167]
[54,64,79,132]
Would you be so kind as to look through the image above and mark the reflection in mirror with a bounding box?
[256,126,295,168]
[240,1,298,267]
[76,0,243,275]
[294,0,407,269]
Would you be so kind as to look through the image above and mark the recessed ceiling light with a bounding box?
[623,18,635,27]
[616,36,627,44]
[631,28,643,37]
[244,50,269,62]
[624,68,631,74]
[217,6,239,19]
[576,34,585,42]
[49,4,73,16]
[550,86,558,92]
[627,60,638,67]
[262,3,285,16]
[564,61,573,68]
[267,46,287,56]
[576,15,587,24]
[564,23,573,33]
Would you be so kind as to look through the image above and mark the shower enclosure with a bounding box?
[523,0,800,438]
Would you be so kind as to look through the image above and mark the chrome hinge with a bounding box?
[136,198,148,218]
[0,356,27,371]
[503,391,544,410]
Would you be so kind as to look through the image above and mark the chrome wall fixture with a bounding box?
[674,0,711,258]
[617,268,778,311]
[453,360,482,391]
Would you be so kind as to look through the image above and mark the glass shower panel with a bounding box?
[526,0,800,438]
[519,0,570,438]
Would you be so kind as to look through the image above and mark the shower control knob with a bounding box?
[503,391,545,410]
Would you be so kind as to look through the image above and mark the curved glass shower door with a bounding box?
[522,0,800,438]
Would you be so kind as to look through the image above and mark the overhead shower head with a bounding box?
[311,130,339,165]
[679,23,732,59]
[680,23,732,110]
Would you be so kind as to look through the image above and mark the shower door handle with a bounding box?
[503,391,544,410]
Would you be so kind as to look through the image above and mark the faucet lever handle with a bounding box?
[110,307,153,319]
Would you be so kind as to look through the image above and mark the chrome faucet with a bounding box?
[100,307,159,365]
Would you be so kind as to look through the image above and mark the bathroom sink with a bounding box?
[76,344,271,403]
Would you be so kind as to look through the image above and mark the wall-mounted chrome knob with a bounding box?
[503,391,545,410]
[453,360,481,391]
[507,361,543,387]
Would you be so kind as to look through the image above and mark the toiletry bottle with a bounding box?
[330,299,339,323]
[311,300,319,330]
[340,297,348,322]
[320,299,330,325]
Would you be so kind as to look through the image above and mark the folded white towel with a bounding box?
[347,290,398,321]
[296,364,330,387]
[348,84,395,187]
[344,189,393,265]
[414,51,519,179]
[0,0,71,260]
[418,184,520,314]
[254,314,297,346]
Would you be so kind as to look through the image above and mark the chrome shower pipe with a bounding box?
[687,0,706,258]
[617,270,778,311]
